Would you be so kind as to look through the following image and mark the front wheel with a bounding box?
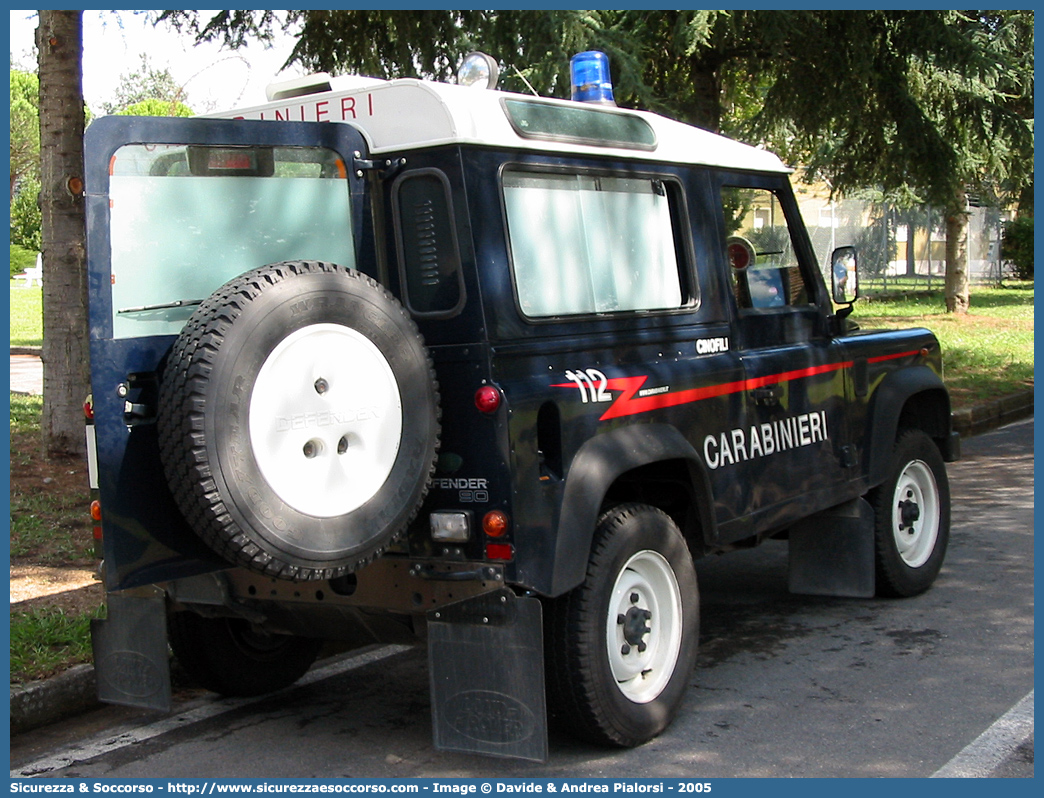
[869,430,951,597]
[545,503,699,747]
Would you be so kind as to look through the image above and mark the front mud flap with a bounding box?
[91,588,172,712]
[428,589,547,762]
[788,497,876,598]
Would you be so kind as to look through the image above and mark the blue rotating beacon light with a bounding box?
[570,51,616,105]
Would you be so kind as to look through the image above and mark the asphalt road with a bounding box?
[11,419,1034,779]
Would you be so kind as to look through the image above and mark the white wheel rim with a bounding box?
[891,459,940,568]
[605,549,683,704]
[248,323,403,518]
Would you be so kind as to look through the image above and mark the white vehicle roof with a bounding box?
[208,75,790,174]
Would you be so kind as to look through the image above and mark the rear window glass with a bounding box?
[503,170,687,318]
[107,144,353,338]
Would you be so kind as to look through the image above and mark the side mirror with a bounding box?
[830,246,859,305]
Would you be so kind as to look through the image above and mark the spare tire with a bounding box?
[157,261,440,581]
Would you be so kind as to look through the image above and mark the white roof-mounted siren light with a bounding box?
[457,51,500,90]
[570,51,616,106]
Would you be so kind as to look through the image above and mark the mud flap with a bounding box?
[788,497,876,598]
[428,589,547,762]
[91,589,172,712]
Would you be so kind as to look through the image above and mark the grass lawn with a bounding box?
[11,605,104,684]
[850,283,1034,407]
[10,281,43,347]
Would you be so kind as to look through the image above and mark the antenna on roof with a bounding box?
[512,67,540,98]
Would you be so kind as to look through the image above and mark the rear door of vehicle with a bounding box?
[84,115,371,589]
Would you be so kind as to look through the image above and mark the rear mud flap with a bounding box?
[428,589,547,762]
[788,497,876,598]
[91,589,172,712]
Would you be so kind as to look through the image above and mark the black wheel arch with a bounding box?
[544,424,715,597]
[866,365,956,488]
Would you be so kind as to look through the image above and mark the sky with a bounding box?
[9,10,306,114]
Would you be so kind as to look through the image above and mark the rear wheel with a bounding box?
[545,503,699,747]
[168,611,323,697]
[869,430,950,597]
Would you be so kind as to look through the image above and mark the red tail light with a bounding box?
[474,385,501,414]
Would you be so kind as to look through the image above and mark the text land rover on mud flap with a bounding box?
[85,52,959,762]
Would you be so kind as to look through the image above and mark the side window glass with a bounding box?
[503,170,689,318]
[721,186,812,311]
[393,170,465,317]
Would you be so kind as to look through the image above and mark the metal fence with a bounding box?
[795,189,1012,294]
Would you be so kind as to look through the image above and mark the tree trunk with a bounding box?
[36,10,90,458]
[687,60,722,133]
[944,191,970,314]
[905,212,917,277]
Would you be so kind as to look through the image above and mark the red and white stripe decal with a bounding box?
[555,351,920,422]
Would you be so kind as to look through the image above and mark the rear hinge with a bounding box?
[352,153,406,180]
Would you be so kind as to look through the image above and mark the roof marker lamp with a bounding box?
[457,51,500,90]
[570,50,616,106]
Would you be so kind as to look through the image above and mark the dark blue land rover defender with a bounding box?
[84,55,959,761]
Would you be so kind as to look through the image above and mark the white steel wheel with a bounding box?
[605,550,683,704]
[249,323,403,518]
[890,459,940,568]
[544,503,699,748]
[157,261,440,581]
[870,429,951,597]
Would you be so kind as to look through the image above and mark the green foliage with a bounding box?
[852,208,896,278]
[753,11,1033,213]
[161,11,1032,204]
[10,177,42,251]
[10,69,40,188]
[102,53,190,114]
[10,244,38,278]
[115,97,194,117]
[1001,216,1033,280]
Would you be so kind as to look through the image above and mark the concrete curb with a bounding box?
[10,664,98,736]
[8,391,1035,737]
[10,345,42,356]
[951,389,1034,438]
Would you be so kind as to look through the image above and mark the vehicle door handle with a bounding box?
[751,384,783,406]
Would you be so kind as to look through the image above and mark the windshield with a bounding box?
[108,144,354,338]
